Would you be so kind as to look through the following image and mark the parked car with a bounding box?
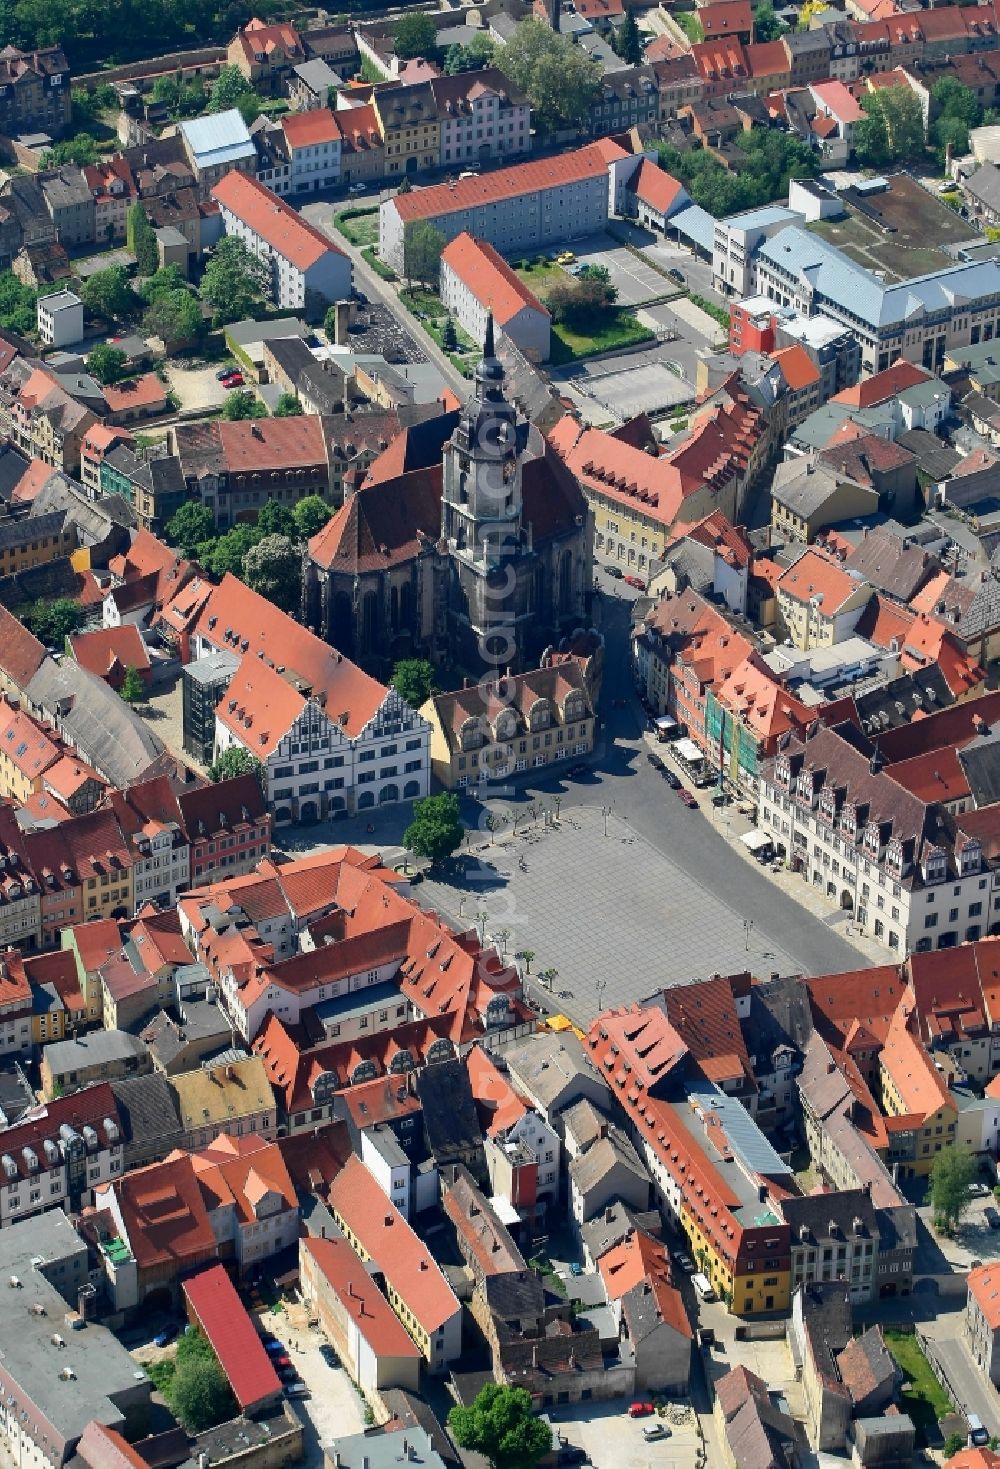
[279,1367,300,1384]
[668,268,685,285]
[224,372,245,388]
[985,1206,1000,1230]
[274,1354,292,1370]
[647,752,665,771]
[557,1447,587,1466]
[153,1325,178,1349]
[215,367,235,381]
[628,1403,654,1418]
[556,251,577,265]
[569,1262,583,1277]
[663,769,681,790]
[642,1424,671,1442]
[264,1340,285,1356]
[677,788,698,808]
[284,1384,311,1400]
[319,1343,339,1368]
[623,575,646,590]
[672,1251,695,1273]
[605,564,624,579]
[970,1181,990,1197]
[348,183,366,195]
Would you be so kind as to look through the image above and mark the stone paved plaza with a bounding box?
[419,806,799,1027]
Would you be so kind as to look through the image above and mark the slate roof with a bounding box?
[109,1072,183,1154]
[25,658,164,788]
[415,1058,485,1166]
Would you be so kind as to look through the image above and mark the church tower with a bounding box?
[441,316,531,671]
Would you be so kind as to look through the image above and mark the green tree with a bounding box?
[394,11,438,59]
[391,658,435,709]
[944,1434,966,1459]
[613,9,642,64]
[166,499,216,556]
[81,265,136,323]
[221,388,266,420]
[202,523,259,578]
[201,235,269,324]
[932,113,970,159]
[242,532,301,613]
[208,745,267,790]
[0,271,37,335]
[441,314,457,351]
[448,1385,552,1469]
[274,391,303,416]
[151,73,180,109]
[855,86,924,167]
[753,1,785,39]
[127,202,159,276]
[404,792,465,865]
[444,32,496,71]
[139,263,188,304]
[932,75,982,129]
[41,132,98,167]
[403,220,446,286]
[210,63,252,112]
[256,499,296,538]
[929,1144,976,1235]
[496,19,600,133]
[87,344,128,385]
[119,664,145,705]
[236,89,265,126]
[143,288,204,348]
[293,494,333,540]
[171,1355,236,1433]
[20,597,84,644]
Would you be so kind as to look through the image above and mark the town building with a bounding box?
[330,1155,463,1371]
[0,45,71,139]
[0,1082,124,1228]
[172,415,332,529]
[300,1235,423,1397]
[212,170,352,317]
[281,108,343,193]
[968,1262,1000,1384]
[40,1030,151,1100]
[36,291,83,349]
[431,70,531,169]
[179,110,257,194]
[378,145,611,274]
[440,233,551,363]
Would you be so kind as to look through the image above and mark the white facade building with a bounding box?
[433,71,531,169]
[282,108,343,193]
[212,170,351,315]
[37,291,83,349]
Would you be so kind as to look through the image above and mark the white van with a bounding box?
[692,1272,716,1303]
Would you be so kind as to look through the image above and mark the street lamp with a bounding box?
[596,978,607,1015]
[743,917,753,953]
[602,803,614,837]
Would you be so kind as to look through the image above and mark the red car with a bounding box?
[628,1403,654,1418]
[676,788,698,808]
[223,372,245,388]
[274,1354,292,1370]
[623,575,646,590]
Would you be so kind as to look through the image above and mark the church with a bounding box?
[302,319,593,678]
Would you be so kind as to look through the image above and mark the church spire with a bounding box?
[484,309,495,360]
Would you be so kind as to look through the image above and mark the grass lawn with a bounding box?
[550,309,654,364]
[513,257,574,297]
[675,10,703,40]
[335,208,379,248]
[399,285,477,373]
[361,245,396,282]
[884,1331,953,1442]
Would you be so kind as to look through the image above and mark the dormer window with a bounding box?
[885,838,904,877]
[924,847,947,884]
[819,788,836,825]
[961,839,982,876]
[863,823,881,857]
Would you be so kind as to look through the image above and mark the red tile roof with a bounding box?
[183,1264,282,1411]
[745,39,788,76]
[466,1044,529,1136]
[69,624,150,682]
[700,0,751,35]
[330,1155,460,1335]
[212,171,346,270]
[773,342,820,392]
[194,574,389,738]
[101,372,168,416]
[282,107,343,148]
[390,144,609,224]
[777,547,863,613]
[441,232,549,327]
[0,603,45,690]
[302,1236,422,1359]
[968,1263,1000,1330]
[831,359,931,410]
[630,158,687,216]
[109,1153,218,1272]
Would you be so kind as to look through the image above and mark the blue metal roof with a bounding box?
[179,109,255,169]
[758,224,1000,330]
[671,203,715,252]
[687,1086,792,1177]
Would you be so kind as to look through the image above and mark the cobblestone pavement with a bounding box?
[418,804,800,1028]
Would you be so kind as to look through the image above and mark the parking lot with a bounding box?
[571,236,677,307]
[550,1399,703,1469]
[257,1304,366,1464]
[162,359,229,414]
[565,345,693,420]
